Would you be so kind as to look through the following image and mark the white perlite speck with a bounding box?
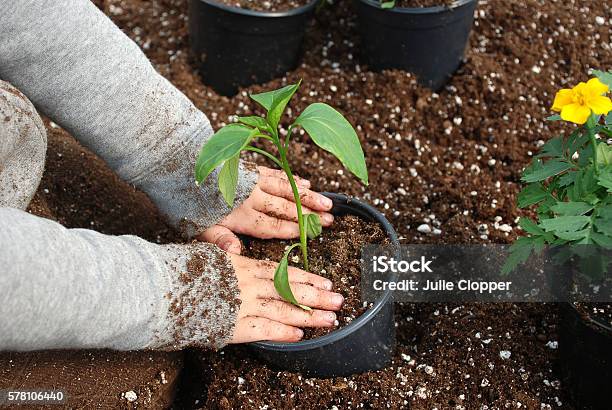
[124,391,137,402]
[499,350,512,359]
[546,341,558,349]
[417,224,432,234]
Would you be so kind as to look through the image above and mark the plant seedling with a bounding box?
[195,81,368,309]
[503,70,612,275]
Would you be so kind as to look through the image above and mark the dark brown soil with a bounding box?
[243,215,387,339]
[26,0,612,408]
[214,0,311,12]
[392,0,456,8]
[0,350,183,409]
[193,303,561,409]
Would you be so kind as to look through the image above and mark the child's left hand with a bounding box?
[198,166,334,254]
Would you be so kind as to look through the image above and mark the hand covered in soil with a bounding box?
[228,254,343,343]
[199,166,334,254]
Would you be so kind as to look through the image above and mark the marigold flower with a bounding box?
[551,77,612,124]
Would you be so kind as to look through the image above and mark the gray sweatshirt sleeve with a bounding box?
[0,0,258,238]
[0,207,241,351]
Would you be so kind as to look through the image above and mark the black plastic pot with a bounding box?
[188,0,317,96]
[353,0,478,90]
[559,303,611,409]
[250,193,398,378]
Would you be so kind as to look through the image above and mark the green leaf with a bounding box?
[218,155,239,207]
[566,129,589,158]
[250,82,301,130]
[521,159,573,183]
[195,124,256,184]
[555,228,590,241]
[381,0,395,8]
[597,166,612,192]
[596,142,612,166]
[558,171,577,187]
[305,213,322,239]
[274,244,311,311]
[546,114,562,121]
[238,116,270,132]
[537,136,564,158]
[501,237,535,275]
[294,103,368,184]
[539,216,590,234]
[594,215,612,236]
[593,70,612,88]
[606,112,612,125]
[572,167,599,199]
[536,196,557,215]
[517,183,548,208]
[577,144,593,168]
[519,217,545,235]
[592,232,612,248]
[550,202,594,216]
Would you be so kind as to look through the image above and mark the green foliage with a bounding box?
[218,155,239,207]
[274,244,311,311]
[380,1,395,8]
[195,124,256,185]
[195,81,368,309]
[521,159,573,183]
[295,103,368,185]
[238,116,270,132]
[505,96,612,274]
[593,70,612,88]
[250,82,301,130]
[305,213,322,239]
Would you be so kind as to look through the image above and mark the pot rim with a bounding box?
[196,0,319,18]
[252,192,398,352]
[567,302,612,333]
[357,0,477,14]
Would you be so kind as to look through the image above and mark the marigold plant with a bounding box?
[504,70,612,274]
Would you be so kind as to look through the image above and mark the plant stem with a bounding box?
[278,146,309,271]
[245,146,283,168]
[587,125,599,174]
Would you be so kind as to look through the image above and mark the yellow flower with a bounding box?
[551,77,612,124]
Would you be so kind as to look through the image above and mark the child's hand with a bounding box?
[199,166,334,254]
[228,253,342,343]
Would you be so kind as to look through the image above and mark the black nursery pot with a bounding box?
[250,193,398,378]
[188,0,317,96]
[559,303,612,409]
[353,0,478,90]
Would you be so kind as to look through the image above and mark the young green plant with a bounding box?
[503,70,612,275]
[195,81,368,309]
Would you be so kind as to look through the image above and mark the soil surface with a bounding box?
[243,215,387,339]
[28,0,612,408]
[214,0,312,12]
[0,350,183,409]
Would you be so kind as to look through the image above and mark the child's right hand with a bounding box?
[227,253,343,344]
